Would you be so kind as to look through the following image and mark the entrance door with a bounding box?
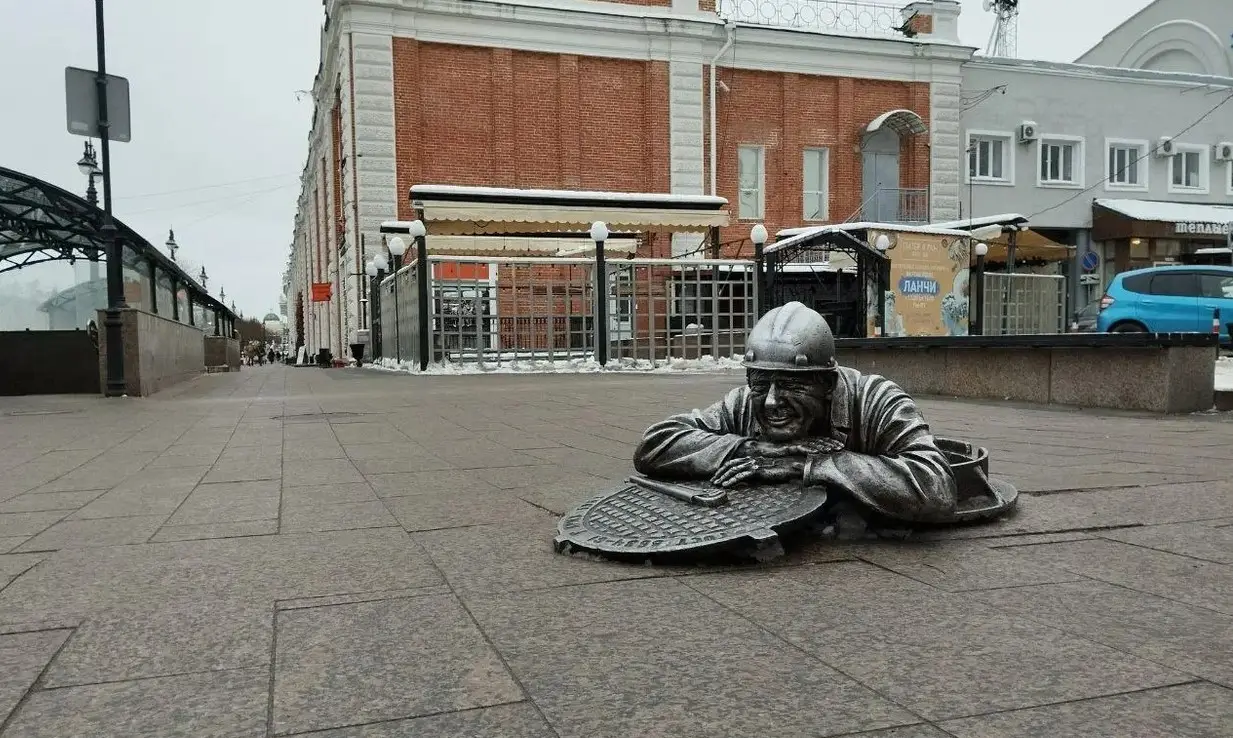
[862,129,900,222]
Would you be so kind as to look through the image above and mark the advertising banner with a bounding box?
[866,229,971,337]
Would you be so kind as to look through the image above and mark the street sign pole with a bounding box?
[95,0,127,397]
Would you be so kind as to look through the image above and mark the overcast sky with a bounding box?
[1,0,1152,316]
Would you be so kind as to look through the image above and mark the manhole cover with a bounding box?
[555,478,829,563]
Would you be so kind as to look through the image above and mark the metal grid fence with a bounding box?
[982,272,1066,336]
[379,255,757,368]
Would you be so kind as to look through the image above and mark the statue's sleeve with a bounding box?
[803,375,957,523]
[633,386,752,480]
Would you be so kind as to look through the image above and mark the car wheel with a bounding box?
[1110,322,1146,333]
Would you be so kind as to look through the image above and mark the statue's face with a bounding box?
[747,369,833,442]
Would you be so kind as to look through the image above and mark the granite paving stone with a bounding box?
[0,490,106,514]
[688,561,1191,720]
[272,594,523,735]
[279,500,399,532]
[280,482,378,505]
[286,702,553,737]
[465,578,919,738]
[975,578,1233,687]
[0,629,70,723]
[364,470,497,499]
[1,666,269,738]
[1099,518,1233,563]
[166,480,282,526]
[0,512,66,538]
[149,519,278,542]
[6,366,1233,735]
[1006,538,1233,615]
[16,515,168,552]
[938,682,1233,738]
[384,490,543,532]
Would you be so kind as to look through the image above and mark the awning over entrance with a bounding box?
[983,229,1073,263]
[410,185,730,236]
[865,109,928,137]
[1093,199,1233,243]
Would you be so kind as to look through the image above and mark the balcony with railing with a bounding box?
[859,187,930,224]
[716,0,916,39]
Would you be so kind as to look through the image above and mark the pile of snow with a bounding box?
[366,354,746,376]
[1216,356,1233,391]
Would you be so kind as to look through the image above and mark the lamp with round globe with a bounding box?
[874,233,891,252]
[77,140,102,206]
[365,260,378,278]
[372,252,388,273]
[408,219,426,240]
[387,236,408,271]
[971,242,988,335]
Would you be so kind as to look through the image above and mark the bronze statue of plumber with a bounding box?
[635,301,957,524]
[555,302,1016,561]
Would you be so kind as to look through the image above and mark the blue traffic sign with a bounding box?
[1081,251,1099,271]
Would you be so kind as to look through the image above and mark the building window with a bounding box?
[1106,139,1148,190]
[1169,144,1209,194]
[1227,161,1233,196]
[802,148,829,221]
[1038,137,1083,187]
[966,132,1012,184]
[738,146,765,220]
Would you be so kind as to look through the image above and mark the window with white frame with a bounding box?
[738,146,765,220]
[1039,137,1083,187]
[1106,139,1147,190]
[802,148,829,221]
[967,132,1011,183]
[1169,145,1209,193]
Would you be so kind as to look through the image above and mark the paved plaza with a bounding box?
[2,365,1233,737]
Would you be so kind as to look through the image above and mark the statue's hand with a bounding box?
[711,456,804,489]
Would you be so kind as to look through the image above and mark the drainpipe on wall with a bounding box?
[709,21,737,197]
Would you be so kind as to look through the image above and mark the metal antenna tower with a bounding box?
[984,0,1020,58]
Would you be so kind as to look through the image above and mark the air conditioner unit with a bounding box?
[1215,142,1233,161]
[1155,137,1175,157]
[1017,121,1038,143]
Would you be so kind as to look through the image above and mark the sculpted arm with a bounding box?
[633,386,753,480]
[803,377,957,523]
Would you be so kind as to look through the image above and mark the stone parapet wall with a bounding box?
[836,338,1216,414]
[204,335,242,372]
[97,309,206,396]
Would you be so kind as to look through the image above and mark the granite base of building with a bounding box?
[836,334,1217,414]
[97,308,206,397]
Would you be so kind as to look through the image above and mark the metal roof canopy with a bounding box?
[409,184,730,236]
[0,165,237,320]
[865,109,928,137]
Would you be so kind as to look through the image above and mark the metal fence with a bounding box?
[861,187,930,224]
[378,255,757,368]
[716,0,908,38]
[981,272,1066,336]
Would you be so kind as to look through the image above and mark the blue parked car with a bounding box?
[1097,265,1233,336]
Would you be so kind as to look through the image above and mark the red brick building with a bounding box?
[290,0,969,356]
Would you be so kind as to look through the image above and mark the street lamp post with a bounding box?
[199,266,208,292]
[874,234,891,337]
[91,0,127,397]
[371,252,388,360]
[387,236,408,362]
[750,223,768,316]
[165,229,178,262]
[409,219,429,371]
[972,242,988,336]
[590,221,609,366]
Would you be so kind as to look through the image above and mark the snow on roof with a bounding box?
[769,222,976,253]
[1094,199,1233,224]
[930,214,1029,230]
[411,185,728,207]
